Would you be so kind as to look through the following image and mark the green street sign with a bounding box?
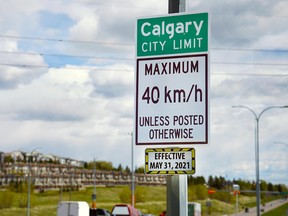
[137,12,208,57]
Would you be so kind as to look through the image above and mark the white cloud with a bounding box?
[0,40,47,88]
[0,0,287,185]
[69,14,100,41]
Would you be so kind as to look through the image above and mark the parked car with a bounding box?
[90,208,112,216]
[111,204,140,216]
[57,201,90,216]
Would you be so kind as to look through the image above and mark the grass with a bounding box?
[0,185,262,216]
[0,186,167,215]
[262,202,288,216]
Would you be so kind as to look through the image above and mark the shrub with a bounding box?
[0,191,15,209]
[17,194,28,208]
[119,187,130,203]
[119,187,147,204]
[188,184,208,201]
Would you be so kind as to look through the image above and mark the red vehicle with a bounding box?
[111,204,140,216]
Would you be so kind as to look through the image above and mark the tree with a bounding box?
[135,166,144,173]
[188,176,206,186]
[4,155,13,163]
[267,182,273,191]
[96,161,113,170]
[83,162,88,169]
[196,176,206,185]
[208,175,214,188]
[260,180,268,191]
[124,166,131,174]
[116,164,123,172]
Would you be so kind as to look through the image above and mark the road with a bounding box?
[227,199,288,216]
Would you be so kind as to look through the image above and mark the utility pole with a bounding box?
[26,148,40,216]
[92,158,97,209]
[26,155,31,216]
[130,132,135,207]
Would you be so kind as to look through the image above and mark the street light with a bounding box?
[274,141,288,148]
[92,157,97,209]
[232,105,288,216]
[27,147,41,216]
[129,132,135,207]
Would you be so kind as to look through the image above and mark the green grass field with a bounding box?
[0,186,166,216]
[262,202,288,216]
[0,185,258,216]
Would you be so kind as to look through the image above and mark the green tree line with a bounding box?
[83,160,288,195]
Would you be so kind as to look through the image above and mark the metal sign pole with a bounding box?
[167,175,188,216]
[168,0,179,13]
[168,0,185,13]
[166,0,188,215]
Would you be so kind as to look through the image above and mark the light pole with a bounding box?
[129,132,135,207]
[26,147,40,216]
[232,105,288,216]
[92,157,97,209]
[274,141,288,148]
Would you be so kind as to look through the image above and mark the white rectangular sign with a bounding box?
[145,148,195,174]
[136,54,208,145]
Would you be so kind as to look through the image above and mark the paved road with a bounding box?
[227,199,288,216]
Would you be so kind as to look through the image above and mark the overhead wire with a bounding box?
[0,50,134,61]
[0,35,133,47]
[0,35,287,76]
[1,34,288,53]
[1,50,288,67]
[0,62,287,77]
[0,63,131,72]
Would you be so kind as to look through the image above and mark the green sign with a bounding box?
[137,12,208,57]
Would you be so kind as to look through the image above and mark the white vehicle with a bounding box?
[188,202,201,216]
[57,201,90,216]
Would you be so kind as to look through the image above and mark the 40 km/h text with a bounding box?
[142,84,203,104]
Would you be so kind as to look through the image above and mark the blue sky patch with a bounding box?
[37,10,74,30]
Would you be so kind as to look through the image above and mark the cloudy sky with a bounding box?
[0,0,288,185]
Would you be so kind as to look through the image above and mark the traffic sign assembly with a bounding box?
[135,12,209,146]
[145,148,195,174]
[136,9,209,216]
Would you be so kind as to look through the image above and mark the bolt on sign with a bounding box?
[145,148,195,174]
[135,12,209,145]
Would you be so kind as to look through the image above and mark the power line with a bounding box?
[0,50,287,67]
[1,52,287,67]
[0,63,287,77]
[1,34,288,53]
[212,72,288,77]
[0,63,131,72]
[0,50,134,61]
[0,35,133,47]
[212,61,288,67]
[213,48,288,53]
[0,35,287,76]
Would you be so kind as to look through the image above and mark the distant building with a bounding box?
[0,150,166,190]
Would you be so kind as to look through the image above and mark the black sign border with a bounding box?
[135,53,209,145]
